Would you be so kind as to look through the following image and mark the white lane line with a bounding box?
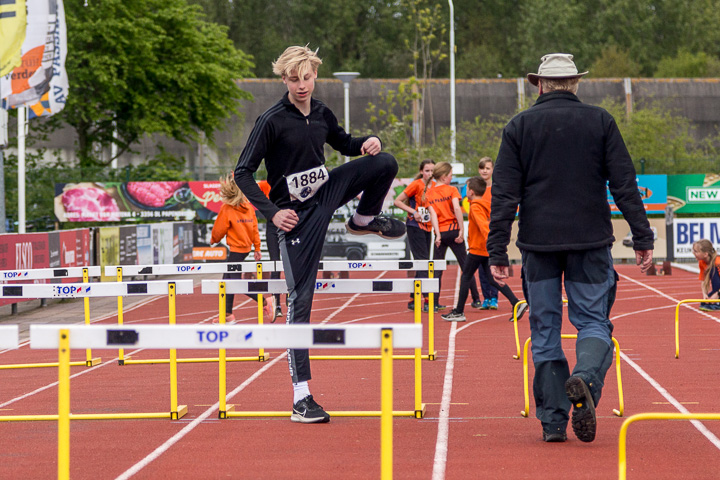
[432,268,462,480]
[620,352,720,449]
[618,272,720,325]
[116,271,386,479]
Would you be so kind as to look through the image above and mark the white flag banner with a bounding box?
[0,0,27,78]
[1,0,68,117]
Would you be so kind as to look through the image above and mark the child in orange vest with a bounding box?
[427,162,481,310]
[693,239,720,312]
[211,174,274,322]
[442,176,527,322]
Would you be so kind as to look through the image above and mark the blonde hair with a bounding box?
[218,174,246,206]
[539,77,580,93]
[272,45,323,78]
[695,239,718,294]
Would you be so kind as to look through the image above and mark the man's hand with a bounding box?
[636,250,653,273]
[490,265,509,287]
[360,137,381,156]
[272,209,299,232]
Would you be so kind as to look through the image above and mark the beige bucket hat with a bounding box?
[527,53,588,86]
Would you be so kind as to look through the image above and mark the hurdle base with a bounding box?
[171,405,188,420]
[86,357,101,367]
[219,404,236,419]
[0,411,188,422]
[613,409,623,417]
[309,353,435,361]
[521,410,529,418]
[120,355,270,365]
[0,360,91,370]
[415,404,427,418]
[223,410,419,418]
[118,356,132,366]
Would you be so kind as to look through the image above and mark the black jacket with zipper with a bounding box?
[487,91,654,266]
[234,92,375,221]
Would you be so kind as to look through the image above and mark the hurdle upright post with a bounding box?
[168,283,186,419]
[58,329,70,480]
[257,263,266,361]
[116,267,129,365]
[381,328,393,480]
[428,261,436,360]
[82,268,101,367]
[218,282,230,418]
[414,280,424,418]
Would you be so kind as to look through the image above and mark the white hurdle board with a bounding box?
[0,266,102,282]
[0,280,194,299]
[0,325,19,349]
[107,260,447,278]
[30,324,422,350]
[318,260,446,271]
[105,262,280,277]
[202,278,439,295]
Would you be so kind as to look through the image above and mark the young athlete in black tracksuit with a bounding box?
[234,46,405,424]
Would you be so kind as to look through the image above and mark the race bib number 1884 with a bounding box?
[286,165,329,202]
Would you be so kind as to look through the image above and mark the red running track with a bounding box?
[0,265,719,479]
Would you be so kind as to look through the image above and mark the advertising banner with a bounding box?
[673,218,720,258]
[152,223,173,265]
[173,222,194,263]
[136,225,152,265]
[608,175,667,215]
[54,181,230,222]
[668,174,720,214]
[118,225,137,265]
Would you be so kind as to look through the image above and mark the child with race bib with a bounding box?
[394,159,435,311]
[234,45,405,424]
[211,174,274,323]
[427,161,481,311]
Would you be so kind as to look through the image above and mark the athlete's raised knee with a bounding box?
[374,152,398,176]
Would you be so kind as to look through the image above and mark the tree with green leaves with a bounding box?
[61,0,253,167]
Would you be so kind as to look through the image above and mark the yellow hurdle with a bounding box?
[520,334,624,418]
[0,267,100,371]
[673,298,720,359]
[618,412,720,480]
[380,329,393,480]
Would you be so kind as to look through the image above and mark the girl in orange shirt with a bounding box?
[427,162,481,310]
[211,174,274,322]
[394,159,435,310]
[692,239,720,312]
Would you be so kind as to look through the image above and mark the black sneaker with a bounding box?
[274,306,283,321]
[291,395,330,424]
[471,300,484,309]
[346,215,406,240]
[542,431,567,443]
[565,376,596,442]
[441,309,466,322]
[407,301,415,311]
[509,302,529,322]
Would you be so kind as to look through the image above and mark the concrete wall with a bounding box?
[18,78,720,177]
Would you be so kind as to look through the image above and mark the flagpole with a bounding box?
[18,106,26,234]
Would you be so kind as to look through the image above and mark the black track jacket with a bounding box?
[234,92,376,221]
[487,91,654,266]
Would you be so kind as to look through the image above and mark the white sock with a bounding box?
[352,212,374,226]
[293,381,311,404]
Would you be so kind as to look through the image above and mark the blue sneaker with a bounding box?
[489,297,498,310]
[478,299,491,310]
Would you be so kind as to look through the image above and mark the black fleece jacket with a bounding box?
[487,91,654,266]
[234,92,375,221]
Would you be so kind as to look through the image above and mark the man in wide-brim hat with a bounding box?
[487,53,654,444]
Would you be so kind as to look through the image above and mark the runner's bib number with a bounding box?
[286,165,329,202]
[416,206,431,223]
